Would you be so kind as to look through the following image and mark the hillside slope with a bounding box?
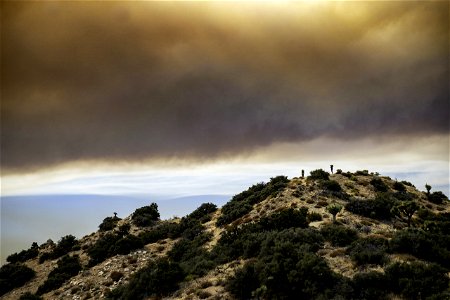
[2,169,450,300]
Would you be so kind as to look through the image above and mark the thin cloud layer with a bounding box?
[2,1,448,173]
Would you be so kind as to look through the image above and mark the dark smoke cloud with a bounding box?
[1,1,448,173]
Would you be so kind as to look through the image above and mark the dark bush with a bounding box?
[351,271,389,300]
[308,169,330,181]
[187,203,217,223]
[348,237,388,265]
[307,211,323,222]
[0,263,35,296]
[217,176,288,226]
[259,208,309,230]
[320,224,358,247]
[370,178,389,192]
[113,235,144,255]
[427,191,448,204]
[345,193,397,220]
[393,181,406,192]
[227,247,338,299]
[355,170,369,176]
[118,223,131,236]
[213,224,323,265]
[401,180,414,187]
[7,242,39,263]
[88,233,143,266]
[389,229,450,268]
[19,292,43,300]
[39,235,78,263]
[131,203,160,227]
[107,258,184,299]
[385,261,449,299]
[37,255,81,295]
[226,261,259,299]
[139,222,175,244]
[322,180,342,192]
[99,216,121,231]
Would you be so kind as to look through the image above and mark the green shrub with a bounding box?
[427,191,448,204]
[370,178,389,192]
[37,255,81,295]
[118,223,131,235]
[227,248,338,299]
[187,203,217,223]
[225,260,261,299]
[326,204,342,223]
[19,292,43,300]
[355,170,369,176]
[401,180,414,187]
[393,181,406,192]
[131,203,160,227]
[351,271,389,300]
[259,208,309,230]
[139,222,175,244]
[217,176,288,226]
[88,233,143,266]
[322,180,342,192]
[308,169,330,180]
[320,224,358,247]
[7,242,39,263]
[307,211,323,222]
[107,258,184,299]
[348,237,388,266]
[0,263,35,296]
[99,216,121,231]
[389,229,450,268]
[345,194,397,220]
[385,261,449,299]
[39,235,78,263]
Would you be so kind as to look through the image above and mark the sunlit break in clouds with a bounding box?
[1,1,449,261]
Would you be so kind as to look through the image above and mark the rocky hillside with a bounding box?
[2,169,450,300]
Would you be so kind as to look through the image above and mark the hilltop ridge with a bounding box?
[2,169,450,300]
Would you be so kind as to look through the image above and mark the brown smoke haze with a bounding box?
[2,1,448,173]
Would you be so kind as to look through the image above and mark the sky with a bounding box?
[1,1,449,261]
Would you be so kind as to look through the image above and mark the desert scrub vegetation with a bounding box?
[307,169,330,181]
[139,202,217,245]
[99,215,121,231]
[39,235,78,263]
[19,292,43,300]
[7,242,39,263]
[37,255,81,295]
[0,263,35,296]
[427,191,449,204]
[320,223,358,247]
[347,236,389,266]
[385,261,449,299]
[389,228,450,268]
[227,249,339,299]
[106,258,184,300]
[87,232,143,266]
[345,193,398,220]
[131,202,160,227]
[216,176,288,226]
[370,177,389,192]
